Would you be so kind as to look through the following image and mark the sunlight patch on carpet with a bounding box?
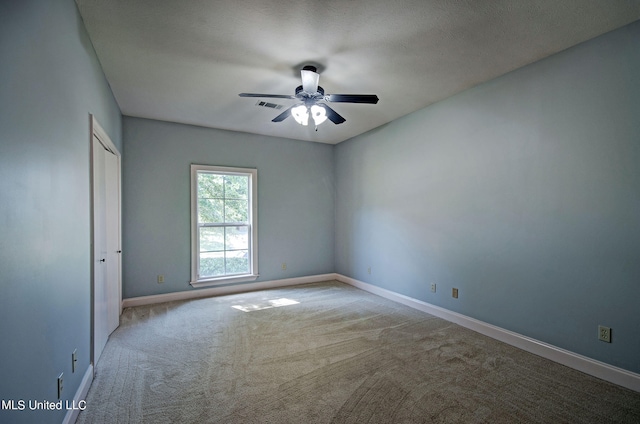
[231,298,299,312]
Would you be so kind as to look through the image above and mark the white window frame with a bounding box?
[190,164,258,287]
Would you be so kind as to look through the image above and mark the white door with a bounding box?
[91,118,121,365]
[93,137,108,364]
[104,150,121,333]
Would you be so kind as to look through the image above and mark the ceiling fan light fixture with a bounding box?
[291,104,309,126]
[240,66,378,126]
[310,104,327,126]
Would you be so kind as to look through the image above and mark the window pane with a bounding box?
[192,165,256,283]
[225,200,248,223]
[226,226,248,251]
[198,173,224,198]
[224,175,248,199]
[198,199,224,223]
[200,251,224,277]
[200,227,224,252]
[226,250,249,274]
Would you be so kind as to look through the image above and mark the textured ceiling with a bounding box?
[76,0,640,144]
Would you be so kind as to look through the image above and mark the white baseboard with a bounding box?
[335,274,640,393]
[122,273,338,308]
[62,364,93,424]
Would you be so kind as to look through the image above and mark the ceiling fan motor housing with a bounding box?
[295,85,324,98]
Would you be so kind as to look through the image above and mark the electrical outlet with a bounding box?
[367,267,371,275]
[72,350,77,373]
[430,283,436,293]
[57,373,64,399]
[281,263,287,271]
[598,325,611,343]
[157,275,164,284]
[452,288,459,298]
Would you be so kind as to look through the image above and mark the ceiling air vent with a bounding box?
[256,101,283,110]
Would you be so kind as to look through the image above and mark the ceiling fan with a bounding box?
[239,66,379,128]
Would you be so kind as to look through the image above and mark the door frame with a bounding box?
[89,114,122,368]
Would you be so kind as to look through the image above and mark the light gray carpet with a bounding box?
[77,281,640,423]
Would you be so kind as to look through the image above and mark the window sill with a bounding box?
[190,274,259,288]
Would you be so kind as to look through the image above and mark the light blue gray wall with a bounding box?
[0,1,122,423]
[335,22,640,373]
[122,117,334,298]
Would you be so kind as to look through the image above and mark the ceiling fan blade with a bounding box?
[301,69,319,94]
[239,93,296,99]
[271,105,296,122]
[327,94,379,104]
[320,104,346,125]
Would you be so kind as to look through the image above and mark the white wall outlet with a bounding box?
[430,283,436,293]
[598,325,611,343]
[72,350,77,373]
[57,373,64,399]
[367,266,371,275]
[281,263,287,271]
[157,275,164,284]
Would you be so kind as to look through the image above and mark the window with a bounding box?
[191,165,258,287]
